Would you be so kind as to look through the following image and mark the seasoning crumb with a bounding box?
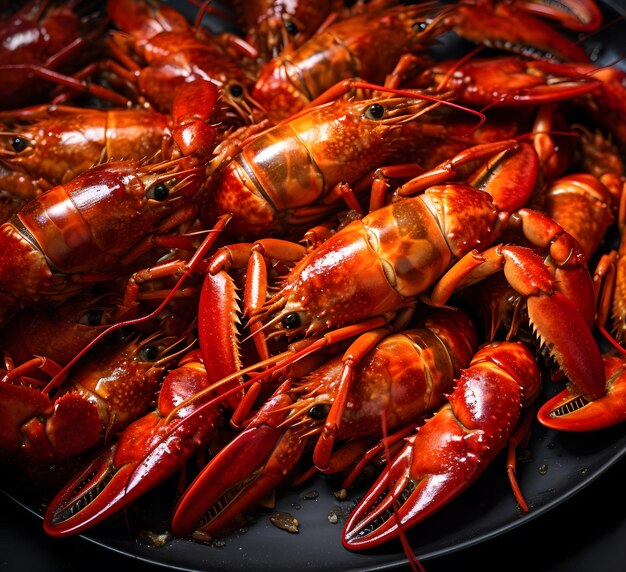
[327,505,345,524]
[191,530,213,544]
[270,511,299,533]
[538,464,548,475]
[303,490,319,500]
[334,488,347,500]
[139,530,172,547]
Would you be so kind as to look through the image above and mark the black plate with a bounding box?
[1,0,626,571]
[2,407,625,571]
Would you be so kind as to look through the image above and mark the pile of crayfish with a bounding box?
[1,0,625,566]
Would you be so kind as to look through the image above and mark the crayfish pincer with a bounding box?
[42,350,222,537]
[343,341,541,549]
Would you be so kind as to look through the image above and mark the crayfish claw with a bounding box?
[343,341,541,549]
[43,443,122,536]
[537,353,626,431]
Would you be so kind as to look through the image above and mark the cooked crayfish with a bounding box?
[0,105,174,206]
[170,307,478,538]
[42,349,226,537]
[102,0,261,127]
[342,340,542,548]
[0,292,121,369]
[0,325,193,463]
[0,148,208,323]
[0,72,221,208]
[429,0,597,63]
[251,3,440,122]
[404,56,603,110]
[201,82,484,240]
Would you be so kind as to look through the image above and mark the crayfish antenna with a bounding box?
[597,324,626,356]
[379,410,426,572]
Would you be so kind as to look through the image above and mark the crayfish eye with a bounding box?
[308,403,330,420]
[139,345,159,361]
[11,136,29,153]
[413,20,429,32]
[79,309,104,326]
[228,83,244,98]
[147,182,169,201]
[284,19,299,35]
[364,103,385,120]
[282,312,302,330]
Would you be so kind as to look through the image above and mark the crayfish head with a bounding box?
[135,156,204,204]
